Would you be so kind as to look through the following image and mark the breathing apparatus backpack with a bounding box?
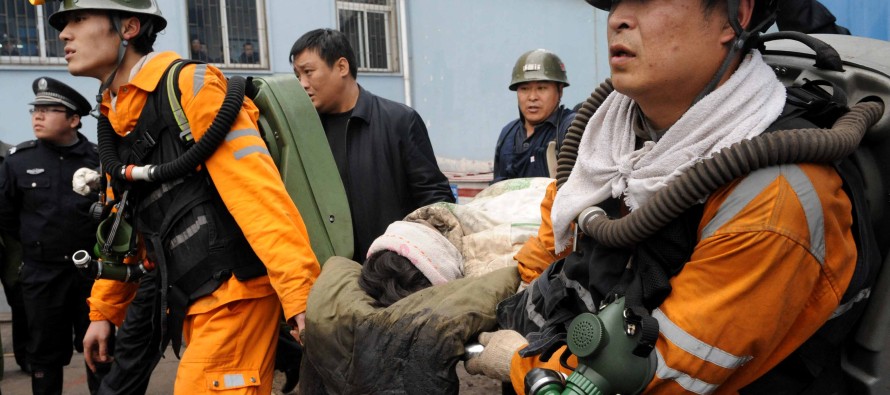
[75,60,355,361]
[517,33,890,395]
[78,64,354,281]
[763,33,890,395]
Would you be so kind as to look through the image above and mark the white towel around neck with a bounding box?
[551,50,787,253]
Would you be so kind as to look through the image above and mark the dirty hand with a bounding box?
[73,167,101,196]
[288,312,306,345]
[464,330,527,383]
[83,320,114,372]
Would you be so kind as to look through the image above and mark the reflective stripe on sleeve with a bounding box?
[700,164,826,265]
[653,308,753,369]
[234,145,271,160]
[192,64,208,98]
[225,128,262,142]
[654,348,720,395]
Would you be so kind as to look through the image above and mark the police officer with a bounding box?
[0,77,107,394]
[493,49,575,183]
[0,138,29,376]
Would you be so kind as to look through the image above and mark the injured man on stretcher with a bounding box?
[296,178,551,394]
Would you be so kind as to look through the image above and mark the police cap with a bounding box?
[29,77,91,117]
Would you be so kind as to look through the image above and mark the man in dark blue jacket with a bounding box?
[493,49,575,184]
[290,28,455,263]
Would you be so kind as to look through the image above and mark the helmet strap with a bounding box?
[690,0,774,106]
[91,14,133,118]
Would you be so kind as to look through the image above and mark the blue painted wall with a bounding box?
[821,0,890,40]
[1,1,885,163]
[0,0,605,163]
[405,1,605,161]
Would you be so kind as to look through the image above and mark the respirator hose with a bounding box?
[579,100,884,248]
[97,75,247,183]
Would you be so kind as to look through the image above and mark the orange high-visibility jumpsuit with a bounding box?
[511,163,856,394]
[87,51,320,394]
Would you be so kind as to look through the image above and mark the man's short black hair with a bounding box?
[289,28,358,79]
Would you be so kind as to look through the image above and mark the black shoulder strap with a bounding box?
[782,78,850,129]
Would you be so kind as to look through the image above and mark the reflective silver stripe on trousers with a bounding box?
[654,348,719,394]
[653,308,753,369]
[168,215,208,249]
[700,164,826,265]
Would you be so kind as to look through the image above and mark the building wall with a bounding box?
[0,0,605,164]
[1,0,887,164]
[822,0,890,40]
[405,1,606,162]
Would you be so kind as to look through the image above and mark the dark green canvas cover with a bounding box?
[249,75,353,264]
[299,257,520,394]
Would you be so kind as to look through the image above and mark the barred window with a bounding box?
[187,0,266,69]
[0,0,64,66]
[337,0,399,73]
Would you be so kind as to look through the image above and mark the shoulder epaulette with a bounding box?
[8,140,37,156]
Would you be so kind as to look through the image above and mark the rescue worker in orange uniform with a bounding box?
[464,0,874,393]
[46,0,320,393]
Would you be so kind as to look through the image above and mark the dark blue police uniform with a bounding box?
[0,139,29,374]
[0,77,106,395]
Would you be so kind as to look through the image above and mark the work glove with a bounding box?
[73,167,101,196]
[464,330,527,383]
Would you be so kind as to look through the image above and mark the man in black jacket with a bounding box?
[0,138,29,376]
[290,28,455,263]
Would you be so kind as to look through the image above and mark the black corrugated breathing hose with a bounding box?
[97,75,247,183]
[573,98,884,248]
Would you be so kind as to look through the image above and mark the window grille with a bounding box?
[187,0,266,69]
[0,0,65,66]
[337,0,400,73]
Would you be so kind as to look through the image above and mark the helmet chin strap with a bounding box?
[91,15,131,118]
[690,0,776,106]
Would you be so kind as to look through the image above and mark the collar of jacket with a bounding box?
[40,132,94,156]
[100,51,181,114]
[349,84,374,126]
